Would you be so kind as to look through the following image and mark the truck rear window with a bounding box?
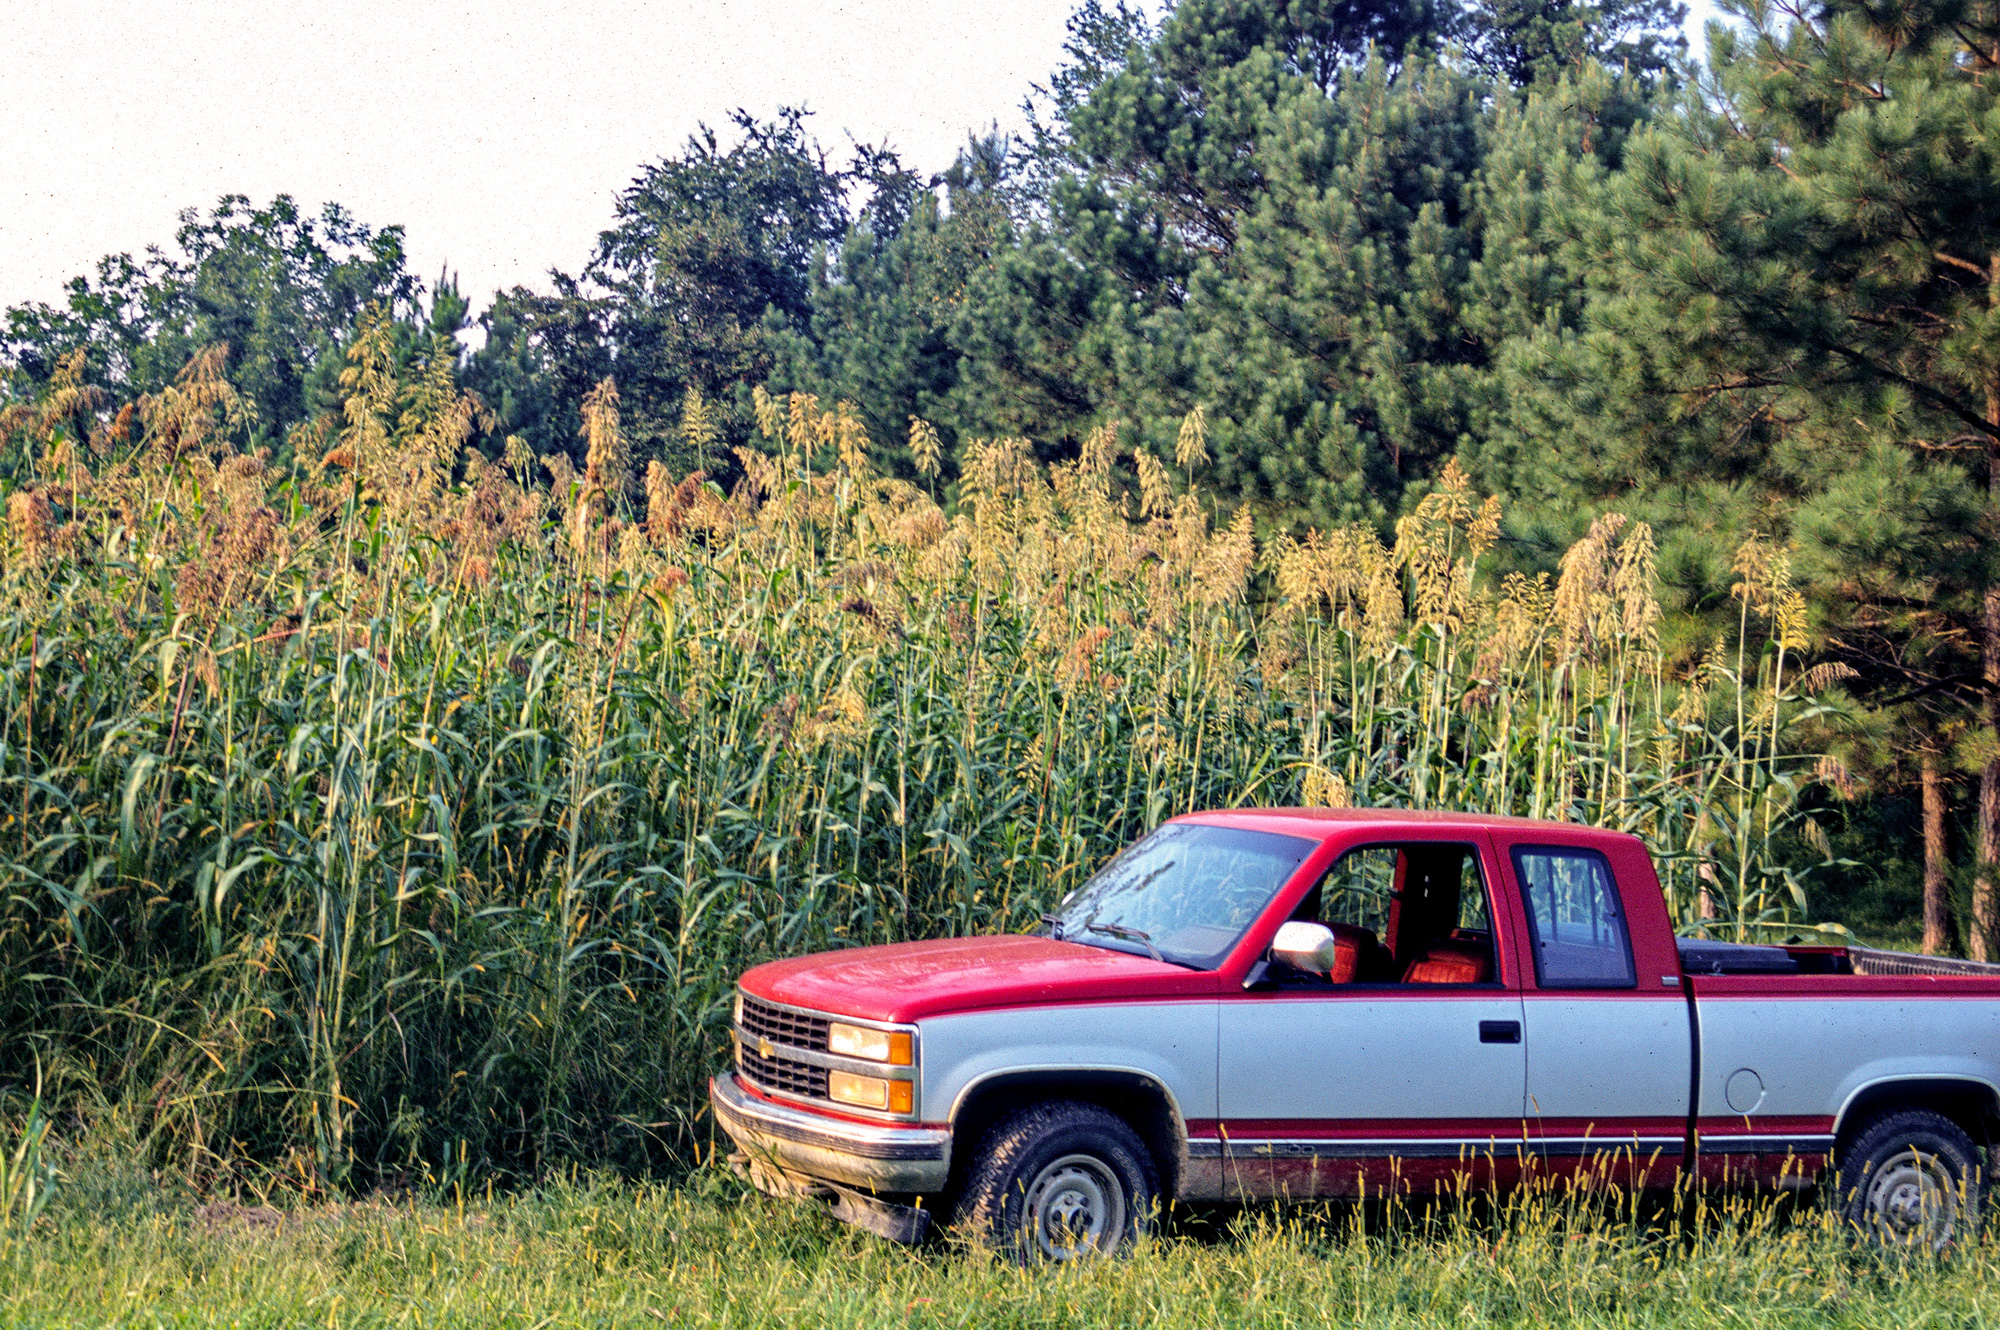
[1513,847,1636,989]
[1042,823,1315,969]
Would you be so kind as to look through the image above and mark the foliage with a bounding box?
[0,322,1837,1186]
[487,111,918,475]
[1459,0,1688,87]
[0,196,419,453]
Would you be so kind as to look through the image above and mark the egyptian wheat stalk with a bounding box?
[0,342,1834,1187]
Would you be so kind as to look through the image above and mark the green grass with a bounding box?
[1,1172,1991,1328]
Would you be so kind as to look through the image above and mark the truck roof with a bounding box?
[1173,807,1636,843]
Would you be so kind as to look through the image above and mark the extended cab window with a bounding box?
[1042,823,1315,969]
[1286,843,1497,985]
[1514,847,1635,989]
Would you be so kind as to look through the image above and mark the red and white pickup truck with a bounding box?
[711,809,2000,1257]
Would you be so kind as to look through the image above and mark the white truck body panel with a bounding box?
[918,1000,1220,1124]
[1522,994,1690,1121]
[1218,992,1526,1123]
[1696,994,2000,1126]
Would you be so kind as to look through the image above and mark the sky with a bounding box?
[0,0,1076,312]
[1,0,1727,316]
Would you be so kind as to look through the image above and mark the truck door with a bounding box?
[1215,838,1528,1199]
[1499,833,1691,1187]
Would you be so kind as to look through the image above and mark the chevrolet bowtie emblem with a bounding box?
[758,1037,774,1059]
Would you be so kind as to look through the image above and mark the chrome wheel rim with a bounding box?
[1863,1147,1961,1248]
[1022,1153,1125,1259]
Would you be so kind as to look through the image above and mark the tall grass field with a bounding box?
[0,333,1839,1196]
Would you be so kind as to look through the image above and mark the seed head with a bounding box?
[1135,449,1172,518]
[909,417,943,479]
[7,489,55,560]
[752,385,781,443]
[579,378,628,500]
[1175,405,1209,471]
[1301,766,1352,809]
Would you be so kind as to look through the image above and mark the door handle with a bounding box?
[1479,1020,1521,1044]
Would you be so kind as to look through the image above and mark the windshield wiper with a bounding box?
[1040,912,1066,940]
[1084,921,1164,964]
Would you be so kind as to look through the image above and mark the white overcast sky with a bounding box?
[1,0,1727,316]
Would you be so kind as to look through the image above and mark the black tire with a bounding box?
[956,1100,1160,1262]
[1835,1108,1984,1248]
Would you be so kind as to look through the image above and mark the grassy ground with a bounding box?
[1,1171,1993,1329]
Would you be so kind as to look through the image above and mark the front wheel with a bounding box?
[1836,1108,1984,1248]
[956,1101,1159,1262]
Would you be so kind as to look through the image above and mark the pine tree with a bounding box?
[767,136,1019,478]
[955,0,1491,526]
[1493,0,2000,950]
[500,111,907,471]
[945,0,1686,530]
[1460,0,1687,87]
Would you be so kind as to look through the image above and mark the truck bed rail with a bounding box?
[1847,947,2000,978]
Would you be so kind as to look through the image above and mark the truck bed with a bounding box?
[1679,935,2000,983]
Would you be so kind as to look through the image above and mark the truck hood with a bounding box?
[738,935,1220,1023]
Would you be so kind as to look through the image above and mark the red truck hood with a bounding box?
[738,934,1220,1023]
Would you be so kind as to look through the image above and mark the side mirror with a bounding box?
[1271,921,1339,976]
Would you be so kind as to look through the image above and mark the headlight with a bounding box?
[828,1070,914,1114]
[828,1022,913,1066]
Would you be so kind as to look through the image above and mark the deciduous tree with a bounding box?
[2,195,418,451]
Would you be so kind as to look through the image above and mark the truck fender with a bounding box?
[1832,1074,2000,1150]
[946,1066,1190,1200]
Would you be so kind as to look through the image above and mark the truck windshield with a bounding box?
[1040,823,1316,969]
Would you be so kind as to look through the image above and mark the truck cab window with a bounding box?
[1043,823,1317,969]
[1311,846,1396,935]
[1288,844,1496,985]
[1513,847,1635,988]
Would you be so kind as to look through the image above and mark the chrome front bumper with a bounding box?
[709,1071,952,1195]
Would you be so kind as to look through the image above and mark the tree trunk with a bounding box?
[1975,399,2000,960]
[1923,757,1953,955]
[1978,584,2000,961]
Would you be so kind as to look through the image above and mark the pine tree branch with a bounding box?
[1822,340,2000,441]
[1876,674,1998,708]
[1820,638,1988,711]
[1851,309,1949,333]
[1934,433,1992,453]
[1681,373,1793,399]
[1947,24,2000,71]
[1933,250,1990,279]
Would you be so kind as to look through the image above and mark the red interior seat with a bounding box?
[1402,937,1491,984]
[1324,923,1373,984]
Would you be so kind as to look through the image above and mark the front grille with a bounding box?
[738,1041,828,1100]
[739,995,830,1051]
[736,994,833,1101]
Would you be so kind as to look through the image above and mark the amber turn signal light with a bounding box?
[827,1071,914,1114]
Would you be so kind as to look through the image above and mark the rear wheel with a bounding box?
[956,1101,1158,1262]
[1835,1108,1984,1248]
